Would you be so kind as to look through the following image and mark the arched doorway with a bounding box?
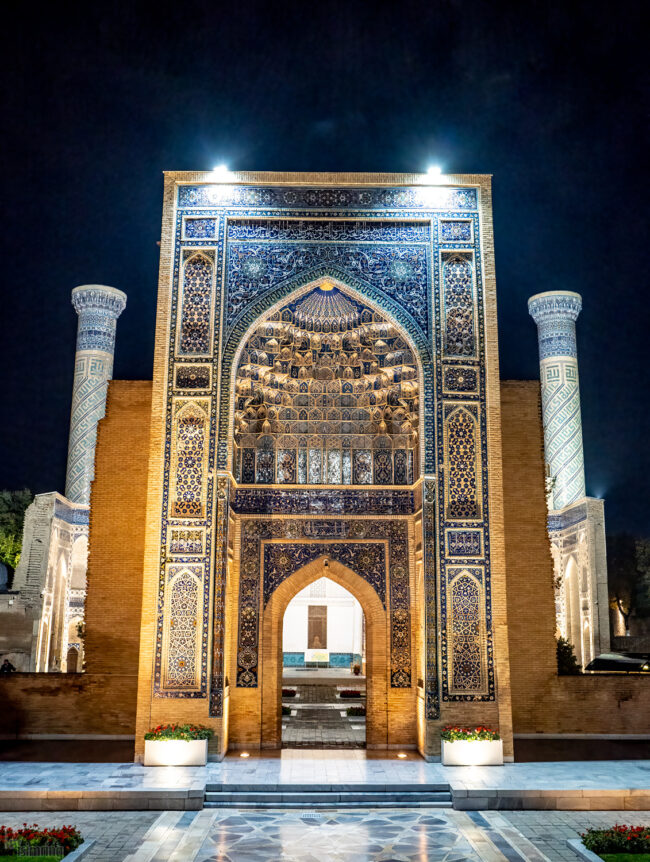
[281,574,365,748]
[224,277,421,753]
[66,646,79,673]
[259,557,389,750]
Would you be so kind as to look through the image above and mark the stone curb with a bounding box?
[566,837,603,861]
[65,838,96,861]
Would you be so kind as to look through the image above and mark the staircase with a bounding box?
[204,782,452,809]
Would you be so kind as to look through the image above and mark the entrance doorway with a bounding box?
[281,577,366,748]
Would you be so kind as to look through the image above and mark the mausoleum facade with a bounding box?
[5,171,643,760]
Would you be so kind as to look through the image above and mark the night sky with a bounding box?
[2,2,648,534]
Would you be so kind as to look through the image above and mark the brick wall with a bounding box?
[4,377,647,744]
[1,381,151,737]
[84,380,152,677]
[501,380,650,735]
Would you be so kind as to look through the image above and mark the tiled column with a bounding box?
[65,285,127,504]
[528,291,586,510]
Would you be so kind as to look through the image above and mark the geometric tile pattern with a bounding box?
[231,488,415,515]
[440,218,473,243]
[209,474,230,717]
[162,567,202,689]
[529,291,586,509]
[442,254,475,357]
[65,286,126,504]
[179,254,213,355]
[170,402,209,518]
[235,518,411,688]
[154,182,494,710]
[444,405,481,520]
[447,569,485,693]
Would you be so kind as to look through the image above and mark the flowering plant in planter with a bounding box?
[144,723,214,741]
[143,724,214,766]
[0,823,83,855]
[282,688,297,697]
[440,726,503,766]
[440,726,500,741]
[339,689,363,698]
[581,823,650,854]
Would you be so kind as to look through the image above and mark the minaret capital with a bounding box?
[71,284,127,318]
[528,290,582,325]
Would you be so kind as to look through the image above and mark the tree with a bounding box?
[557,637,581,675]
[607,532,639,636]
[635,537,650,616]
[0,489,32,584]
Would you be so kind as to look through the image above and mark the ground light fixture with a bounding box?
[240,751,250,758]
[397,752,407,759]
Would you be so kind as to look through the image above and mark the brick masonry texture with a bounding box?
[2,378,648,743]
[1,381,152,738]
[501,381,650,735]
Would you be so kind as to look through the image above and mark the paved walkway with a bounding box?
[282,683,366,748]
[0,808,649,861]
[1,751,649,811]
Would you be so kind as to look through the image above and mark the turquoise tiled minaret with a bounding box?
[528,290,586,510]
[65,285,127,504]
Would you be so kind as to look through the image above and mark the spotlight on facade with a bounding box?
[212,164,230,179]
[427,165,443,178]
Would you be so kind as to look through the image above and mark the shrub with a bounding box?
[581,824,650,853]
[440,726,500,742]
[144,723,214,741]
[282,688,297,697]
[281,706,291,716]
[0,823,83,854]
[557,637,581,675]
[339,689,363,698]
[346,705,366,717]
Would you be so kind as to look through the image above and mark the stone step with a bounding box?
[205,790,452,804]
[206,782,450,793]
[204,800,452,809]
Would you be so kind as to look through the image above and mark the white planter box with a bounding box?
[441,738,503,766]
[144,738,208,766]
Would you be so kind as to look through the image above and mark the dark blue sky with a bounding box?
[1,1,648,533]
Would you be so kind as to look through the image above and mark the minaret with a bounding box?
[65,285,127,504]
[528,291,586,510]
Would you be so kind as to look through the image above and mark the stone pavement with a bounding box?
[282,683,366,748]
[0,751,649,810]
[0,808,649,861]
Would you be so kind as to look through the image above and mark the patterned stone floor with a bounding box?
[1,808,649,861]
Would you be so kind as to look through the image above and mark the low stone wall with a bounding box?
[0,672,137,737]
[501,381,650,738]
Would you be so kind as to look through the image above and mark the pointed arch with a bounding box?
[260,556,388,749]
